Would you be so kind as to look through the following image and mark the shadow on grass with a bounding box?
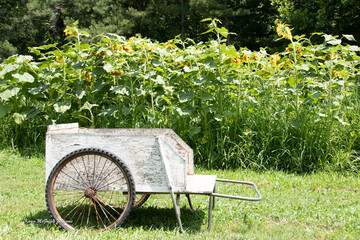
[23,210,55,230]
[123,206,206,232]
[23,206,206,232]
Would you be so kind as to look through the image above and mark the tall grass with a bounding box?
[0,19,359,172]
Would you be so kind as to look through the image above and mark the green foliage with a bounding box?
[1,21,360,172]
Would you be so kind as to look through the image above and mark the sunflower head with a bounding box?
[251,52,258,61]
[85,72,92,82]
[276,22,292,40]
[231,57,241,65]
[242,53,248,63]
[64,26,71,36]
[123,45,134,53]
[129,36,137,42]
[270,54,281,66]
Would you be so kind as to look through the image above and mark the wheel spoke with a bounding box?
[68,197,87,221]
[86,198,92,225]
[96,176,126,191]
[56,192,83,209]
[93,164,118,190]
[81,155,91,188]
[91,197,106,229]
[92,156,110,189]
[96,191,128,200]
[93,197,116,223]
[74,199,88,226]
[57,168,88,190]
[96,195,123,215]
[54,181,84,191]
[69,161,90,189]
[54,190,83,196]
[54,192,84,205]
[91,154,97,187]
[59,195,85,216]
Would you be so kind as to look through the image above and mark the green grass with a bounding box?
[1,149,359,239]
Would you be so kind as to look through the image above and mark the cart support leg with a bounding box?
[186,194,195,212]
[170,192,184,232]
[212,185,216,210]
[207,194,214,231]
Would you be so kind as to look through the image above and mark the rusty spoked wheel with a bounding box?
[45,148,135,231]
[134,194,150,208]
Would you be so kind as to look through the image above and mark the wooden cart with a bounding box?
[45,123,262,232]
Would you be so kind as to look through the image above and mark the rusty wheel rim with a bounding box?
[48,150,133,231]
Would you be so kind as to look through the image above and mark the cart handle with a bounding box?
[211,179,262,201]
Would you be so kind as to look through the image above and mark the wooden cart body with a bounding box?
[45,123,261,231]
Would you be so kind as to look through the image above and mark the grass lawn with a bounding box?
[0,149,359,239]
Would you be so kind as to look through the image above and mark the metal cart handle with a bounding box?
[207,178,262,231]
[212,178,262,201]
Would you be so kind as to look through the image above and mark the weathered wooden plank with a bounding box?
[185,175,217,194]
[46,124,192,193]
[47,123,79,133]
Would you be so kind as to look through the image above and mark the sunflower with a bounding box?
[276,22,292,40]
[242,53,248,63]
[251,52,258,61]
[109,70,125,76]
[114,45,123,51]
[297,48,303,56]
[63,26,71,36]
[123,45,134,53]
[85,72,92,82]
[55,56,64,63]
[280,59,292,69]
[270,54,280,66]
[231,57,241,65]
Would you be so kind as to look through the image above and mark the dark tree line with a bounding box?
[0,0,359,61]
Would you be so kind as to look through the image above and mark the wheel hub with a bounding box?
[84,188,96,198]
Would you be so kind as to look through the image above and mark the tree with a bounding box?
[188,0,276,49]
[58,0,133,36]
[271,0,360,42]
[0,0,55,61]
[2,0,359,61]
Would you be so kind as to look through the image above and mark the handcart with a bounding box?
[45,123,262,232]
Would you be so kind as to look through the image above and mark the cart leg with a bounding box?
[207,194,214,231]
[186,194,195,212]
[170,192,184,232]
[212,185,216,210]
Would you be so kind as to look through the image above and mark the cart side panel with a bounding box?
[157,137,186,192]
[46,133,187,193]
[163,132,194,175]
[78,127,194,175]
